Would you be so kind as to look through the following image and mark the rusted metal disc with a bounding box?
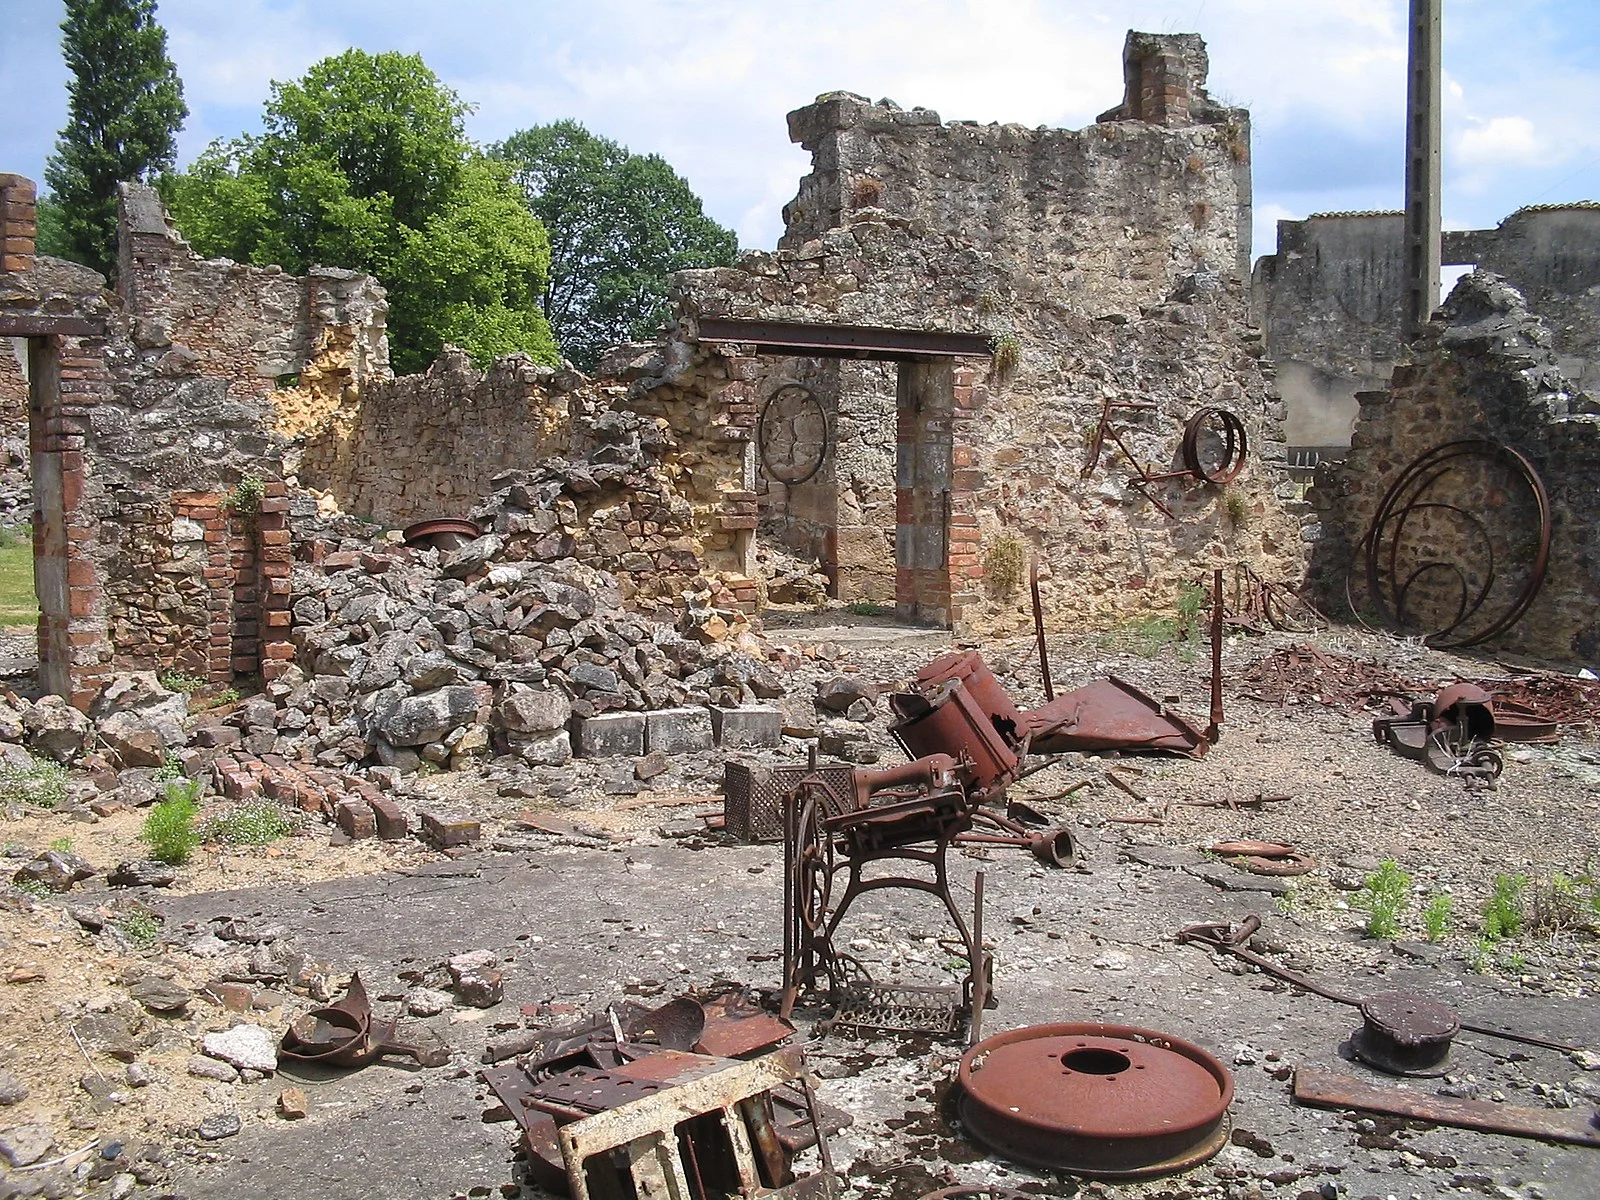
[401,517,482,552]
[1350,990,1458,1077]
[957,1023,1233,1179]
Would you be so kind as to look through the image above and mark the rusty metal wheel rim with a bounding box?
[956,1022,1233,1179]
[1181,407,1248,484]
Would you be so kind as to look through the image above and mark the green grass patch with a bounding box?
[141,779,202,865]
[0,757,68,809]
[115,910,163,949]
[205,799,293,846]
[1355,859,1411,939]
[1481,873,1527,942]
[0,525,36,630]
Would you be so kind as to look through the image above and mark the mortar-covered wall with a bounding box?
[1255,202,1600,459]
[1308,271,1600,663]
[680,30,1302,635]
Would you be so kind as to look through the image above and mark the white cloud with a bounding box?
[1456,115,1544,168]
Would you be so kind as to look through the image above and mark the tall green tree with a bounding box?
[44,0,187,277]
[494,122,737,370]
[163,50,557,373]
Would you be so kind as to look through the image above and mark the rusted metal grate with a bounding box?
[723,761,853,843]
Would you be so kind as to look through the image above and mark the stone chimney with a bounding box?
[1098,32,1216,127]
[0,174,37,274]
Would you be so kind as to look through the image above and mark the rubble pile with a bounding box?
[262,537,786,774]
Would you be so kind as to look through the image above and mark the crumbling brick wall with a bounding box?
[1309,271,1600,663]
[676,30,1301,635]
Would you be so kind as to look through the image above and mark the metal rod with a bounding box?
[1207,566,1224,743]
[969,870,986,1047]
[1029,556,1054,702]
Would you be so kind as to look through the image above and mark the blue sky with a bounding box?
[3,0,1598,266]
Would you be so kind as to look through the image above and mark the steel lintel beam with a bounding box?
[0,314,105,337]
[696,317,991,362]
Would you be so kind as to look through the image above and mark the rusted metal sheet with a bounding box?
[556,1048,835,1200]
[1026,676,1210,757]
[1293,1069,1600,1147]
[278,973,448,1068]
[957,1023,1233,1178]
[695,992,795,1059]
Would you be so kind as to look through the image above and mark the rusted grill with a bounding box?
[723,761,853,843]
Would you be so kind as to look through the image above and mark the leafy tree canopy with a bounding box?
[44,0,187,277]
[494,121,737,370]
[162,50,557,373]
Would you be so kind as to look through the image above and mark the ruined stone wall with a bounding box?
[299,348,574,526]
[1308,272,1600,663]
[1474,205,1600,391]
[683,30,1301,635]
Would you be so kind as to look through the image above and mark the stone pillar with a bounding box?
[894,360,955,626]
[0,176,37,274]
[1101,32,1210,128]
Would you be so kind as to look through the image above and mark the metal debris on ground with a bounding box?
[1371,684,1506,778]
[956,1022,1234,1178]
[483,997,845,1199]
[1207,840,1318,876]
[278,973,449,1069]
[1293,1069,1600,1148]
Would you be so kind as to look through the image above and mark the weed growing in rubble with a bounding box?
[47,836,73,854]
[158,671,206,695]
[206,800,293,847]
[1422,893,1454,942]
[141,779,202,865]
[0,757,68,809]
[844,601,895,617]
[13,876,52,899]
[1356,859,1411,939]
[1526,874,1599,936]
[225,474,266,516]
[1481,873,1527,942]
[983,531,1027,598]
[1176,581,1206,641]
[115,910,162,950]
[1223,488,1249,529]
[990,331,1022,377]
[155,754,184,782]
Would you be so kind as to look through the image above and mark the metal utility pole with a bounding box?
[1403,0,1442,337]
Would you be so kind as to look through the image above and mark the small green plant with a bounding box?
[0,758,68,809]
[13,876,52,899]
[1223,488,1249,529]
[1356,859,1411,939]
[47,836,73,854]
[1422,893,1453,942]
[983,531,1027,598]
[1481,873,1527,942]
[843,601,895,617]
[155,753,185,782]
[990,331,1022,376]
[1176,581,1205,642]
[205,799,293,846]
[140,779,202,865]
[115,910,162,949]
[159,671,206,695]
[225,474,266,516]
[1526,874,1598,936]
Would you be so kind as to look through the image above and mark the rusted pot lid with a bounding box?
[957,1023,1233,1179]
[1349,990,1458,1077]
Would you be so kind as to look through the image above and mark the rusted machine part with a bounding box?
[957,1023,1234,1179]
[758,382,831,487]
[1357,439,1552,649]
[1207,567,1224,743]
[889,682,1022,798]
[401,517,481,553]
[279,973,449,1069]
[695,992,795,1059]
[1350,991,1459,1076]
[955,828,1076,869]
[1177,915,1583,1057]
[1294,1069,1600,1148]
[1372,687,1505,778]
[1026,676,1210,758]
[621,996,704,1051]
[1180,407,1248,484]
[914,651,1029,744]
[1209,840,1317,877]
[1029,556,1054,703]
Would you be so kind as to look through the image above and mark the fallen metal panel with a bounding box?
[696,317,991,361]
[0,314,105,337]
[1293,1069,1600,1146]
[1026,676,1209,757]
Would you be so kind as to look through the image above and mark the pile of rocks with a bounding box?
[230,536,790,774]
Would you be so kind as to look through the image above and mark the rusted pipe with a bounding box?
[1207,567,1223,743]
[1029,556,1054,703]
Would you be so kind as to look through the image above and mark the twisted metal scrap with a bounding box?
[1352,440,1551,648]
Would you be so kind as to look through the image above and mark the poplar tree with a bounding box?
[44,0,187,277]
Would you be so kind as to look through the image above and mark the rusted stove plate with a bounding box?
[1025,677,1210,757]
[695,992,796,1058]
[957,1023,1233,1179]
[1348,990,1458,1076]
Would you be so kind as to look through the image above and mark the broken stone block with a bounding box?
[108,859,178,888]
[406,987,453,1017]
[497,687,572,734]
[373,686,481,747]
[513,729,572,767]
[448,951,504,1008]
[201,1024,278,1074]
[634,750,670,781]
[420,811,480,849]
[198,1112,242,1140]
[96,711,173,768]
[0,1070,28,1105]
[816,674,877,713]
[0,1123,54,1167]
[129,976,190,1015]
[365,793,409,839]
[22,695,93,763]
[334,798,375,840]
[13,849,97,893]
[205,981,254,1012]
[187,1054,239,1082]
[72,1014,138,1062]
[645,706,714,754]
[277,1087,309,1119]
[572,712,645,758]
[710,706,783,748]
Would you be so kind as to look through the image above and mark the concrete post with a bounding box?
[1403,0,1442,337]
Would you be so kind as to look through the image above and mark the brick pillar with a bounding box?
[0,175,37,274]
[894,360,955,626]
[946,361,989,632]
[257,481,295,680]
[172,492,235,684]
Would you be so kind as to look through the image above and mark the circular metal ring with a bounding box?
[758,383,831,486]
[1181,407,1248,484]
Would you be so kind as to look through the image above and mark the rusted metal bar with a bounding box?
[1293,1069,1600,1147]
[1029,556,1054,703]
[696,317,992,361]
[1207,567,1223,743]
